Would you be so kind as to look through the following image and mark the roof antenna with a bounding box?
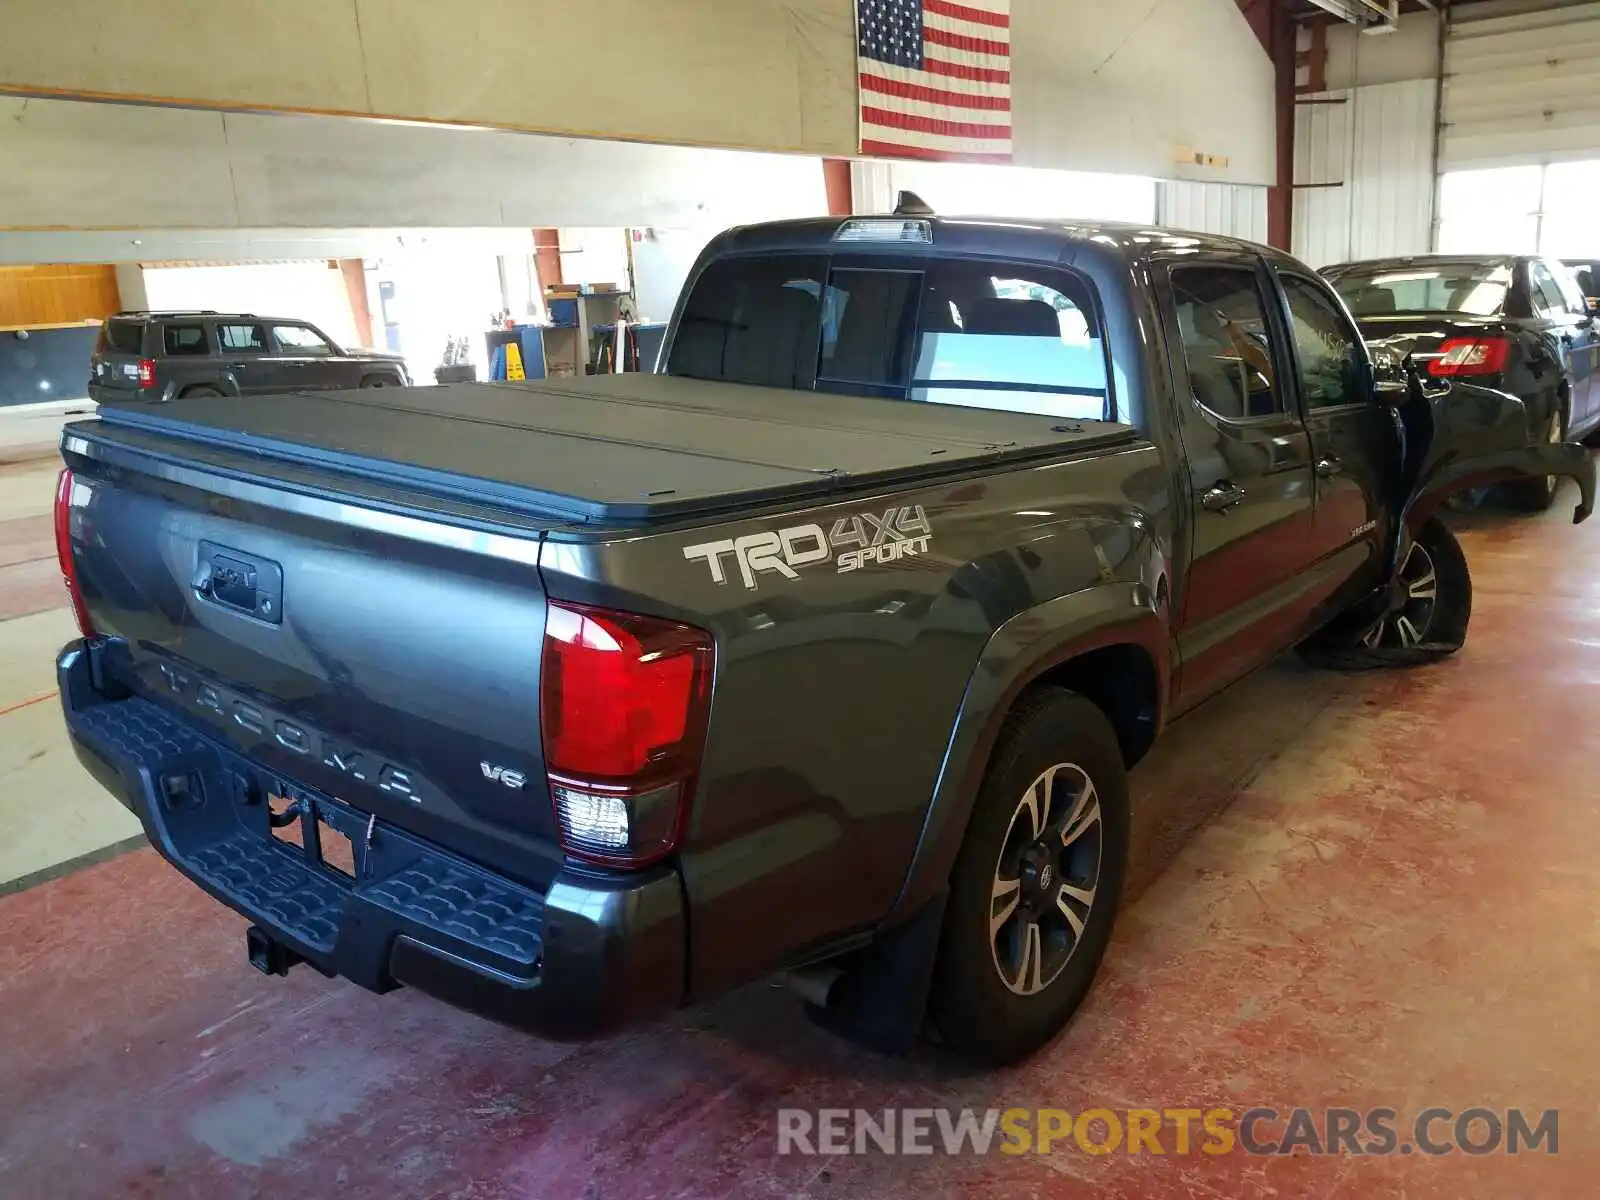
[893,190,934,217]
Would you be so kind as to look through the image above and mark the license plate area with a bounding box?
[267,786,369,884]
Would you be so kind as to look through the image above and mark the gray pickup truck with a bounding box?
[54,201,1594,1065]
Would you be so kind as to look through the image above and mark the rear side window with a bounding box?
[1530,261,1572,317]
[667,255,827,388]
[102,319,143,354]
[218,323,267,352]
[162,324,209,356]
[908,263,1109,420]
[1169,265,1284,422]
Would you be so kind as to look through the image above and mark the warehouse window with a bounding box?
[667,255,827,389]
[162,324,209,356]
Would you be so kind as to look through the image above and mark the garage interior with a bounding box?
[2,0,1598,1196]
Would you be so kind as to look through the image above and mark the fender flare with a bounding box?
[881,581,1170,927]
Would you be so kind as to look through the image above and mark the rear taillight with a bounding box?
[136,358,155,388]
[540,601,713,867]
[54,469,97,638]
[1428,336,1511,377]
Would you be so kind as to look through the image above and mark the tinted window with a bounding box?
[1529,262,1569,317]
[218,323,267,352]
[1554,264,1589,314]
[817,268,920,387]
[1327,261,1511,317]
[103,319,143,354]
[667,255,826,388]
[162,324,208,356]
[1281,275,1367,410]
[272,324,335,355]
[1170,266,1283,421]
[1563,260,1600,299]
[908,262,1109,420]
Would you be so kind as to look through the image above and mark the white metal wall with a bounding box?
[1156,182,1268,242]
[1442,0,1600,169]
[1291,79,1437,267]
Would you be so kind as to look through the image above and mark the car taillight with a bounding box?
[1428,336,1511,377]
[137,358,155,388]
[54,469,97,638]
[540,601,713,867]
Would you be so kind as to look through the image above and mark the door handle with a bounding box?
[1201,482,1247,512]
[1316,456,1342,478]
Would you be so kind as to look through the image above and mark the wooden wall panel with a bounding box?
[0,263,121,329]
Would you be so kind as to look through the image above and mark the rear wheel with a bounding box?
[180,385,223,399]
[1507,403,1565,511]
[929,688,1128,1066]
[360,375,393,388]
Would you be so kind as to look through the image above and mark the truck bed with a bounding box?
[90,373,1137,524]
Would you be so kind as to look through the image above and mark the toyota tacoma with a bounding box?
[54,200,1594,1065]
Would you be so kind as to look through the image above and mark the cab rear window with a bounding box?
[666,253,1111,420]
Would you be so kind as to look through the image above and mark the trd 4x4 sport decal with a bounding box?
[683,506,934,590]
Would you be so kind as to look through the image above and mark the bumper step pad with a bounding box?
[71,693,544,973]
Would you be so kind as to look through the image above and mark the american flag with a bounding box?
[855,0,1013,164]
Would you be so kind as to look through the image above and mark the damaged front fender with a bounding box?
[1388,368,1595,545]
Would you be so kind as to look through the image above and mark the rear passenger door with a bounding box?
[1529,259,1594,431]
[1158,259,1318,708]
[215,321,274,395]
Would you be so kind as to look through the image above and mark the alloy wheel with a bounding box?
[989,763,1103,996]
[1361,540,1439,650]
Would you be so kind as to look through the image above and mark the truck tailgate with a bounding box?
[60,424,566,888]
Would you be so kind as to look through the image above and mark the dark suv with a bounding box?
[88,311,409,404]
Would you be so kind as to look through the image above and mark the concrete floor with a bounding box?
[2,460,1596,1198]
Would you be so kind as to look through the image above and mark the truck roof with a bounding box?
[707,214,1299,271]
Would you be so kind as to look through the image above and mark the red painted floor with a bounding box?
[4,498,1599,1198]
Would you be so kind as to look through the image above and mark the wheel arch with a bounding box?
[880,583,1170,929]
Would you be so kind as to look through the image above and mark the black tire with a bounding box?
[1297,516,1472,669]
[180,385,223,399]
[928,688,1129,1066]
[1506,401,1565,512]
[360,375,393,388]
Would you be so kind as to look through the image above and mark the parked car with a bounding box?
[1320,254,1600,510]
[54,206,1593,1066]
[1561,258,1600,313]
[87,310,408,404]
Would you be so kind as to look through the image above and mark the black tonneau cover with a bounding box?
[91,374,1137,524]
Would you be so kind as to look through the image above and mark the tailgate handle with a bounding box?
[194,541,284,625]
